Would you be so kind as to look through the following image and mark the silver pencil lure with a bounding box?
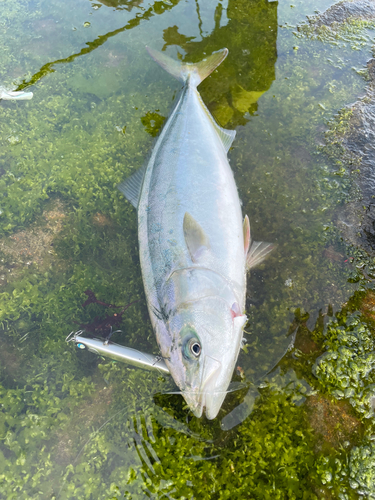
[66,330,169,374]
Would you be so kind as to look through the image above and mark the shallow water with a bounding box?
[1,0,375,498]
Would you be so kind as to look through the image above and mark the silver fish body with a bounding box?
[119,48,272,419]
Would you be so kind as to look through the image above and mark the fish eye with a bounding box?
[190,341,201,357]
[181,329,202,360]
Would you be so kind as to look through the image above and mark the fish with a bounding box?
[0,86,33,100]
[119,47,273,419]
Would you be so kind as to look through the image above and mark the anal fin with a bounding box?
[118,165,146,209]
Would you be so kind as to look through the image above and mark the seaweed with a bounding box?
[77,289,139,339]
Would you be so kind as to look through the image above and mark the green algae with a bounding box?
[58,369,320,500]
[140,110,166,137]
[349,439,375,498]
[0,346,97,498]
[307,433,375,499]
[322,106,361,180]
[296,16,375,49]
[312,313,375,419]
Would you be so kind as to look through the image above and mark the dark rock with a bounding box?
[313,0,375,27]
[297,0,375,39]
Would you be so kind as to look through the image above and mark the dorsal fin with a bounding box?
[118,165,146,209]
[183,212,210,262]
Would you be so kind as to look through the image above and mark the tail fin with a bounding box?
[146,46,228,87]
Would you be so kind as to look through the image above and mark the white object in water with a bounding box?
[0,86,33,100]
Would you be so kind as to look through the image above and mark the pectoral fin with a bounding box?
[183,212,210,262]
[243,214,274,270]
[246,240,274,271]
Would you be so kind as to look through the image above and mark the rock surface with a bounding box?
[306,0,375,253]
[335,58,375,253]
[314,0,375,27]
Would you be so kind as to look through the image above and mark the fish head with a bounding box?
[166,297,247,419]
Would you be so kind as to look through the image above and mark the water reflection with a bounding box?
[92,0,144,10]
[161,0,278,126]
[16,0,277,133]
[16,0,182,92]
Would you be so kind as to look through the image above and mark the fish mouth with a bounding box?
[183,355,224,419]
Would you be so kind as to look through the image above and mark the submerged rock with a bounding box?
[306,394,362,453]
[302,1,375,252]
[314,0,375,28]
[296,0,375,41]
[329,58,375,253]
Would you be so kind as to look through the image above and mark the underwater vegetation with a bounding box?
[1,0,375,497]
[313,312,375,418]
[349,440,375,499]
[312,313,375,418]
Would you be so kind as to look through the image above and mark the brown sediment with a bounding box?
[0,338,23,379]
[0,199,66,285]
[295,331,320,355]
[306,394,362,452]
[359,290,375,321]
